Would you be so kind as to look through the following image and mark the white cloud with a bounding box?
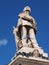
[0,39,8,46]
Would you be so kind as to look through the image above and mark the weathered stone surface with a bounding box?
[8,56,49,65]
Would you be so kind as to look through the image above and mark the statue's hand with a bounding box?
[13,26,18,34]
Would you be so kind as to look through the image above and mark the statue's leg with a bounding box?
[29,28,39,48]
[29,28,44,54]
[22,26,28,47]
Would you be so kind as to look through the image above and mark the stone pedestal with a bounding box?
[8,55,49,65]
[8,47,49,65]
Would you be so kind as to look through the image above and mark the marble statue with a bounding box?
[17,6,41,48]
[13,6,48,59]
[7,6,49,65]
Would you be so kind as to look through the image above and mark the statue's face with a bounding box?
[25,10,30,15]
[33,50,39,57]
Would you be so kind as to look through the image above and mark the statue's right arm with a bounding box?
[17,18,22,27]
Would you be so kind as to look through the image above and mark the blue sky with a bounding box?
[0,0,49,65]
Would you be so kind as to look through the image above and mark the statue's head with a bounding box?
[23,6,31,14]
[33,49,39,57]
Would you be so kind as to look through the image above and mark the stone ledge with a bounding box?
[8,55,49,65]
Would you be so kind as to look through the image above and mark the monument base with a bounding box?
[8,55,49,65]
[8,47,49,65]
[17,47,48,58]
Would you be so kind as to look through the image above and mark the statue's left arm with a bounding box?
[31,17,37,34]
